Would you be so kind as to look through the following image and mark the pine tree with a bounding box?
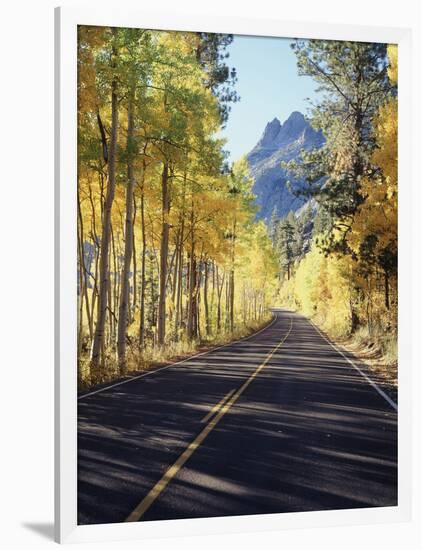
[288,40,391,254]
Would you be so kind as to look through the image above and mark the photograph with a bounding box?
[76,25,398,526]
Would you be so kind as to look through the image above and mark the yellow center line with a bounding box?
[125,316,293,523]
[201,389,236,424]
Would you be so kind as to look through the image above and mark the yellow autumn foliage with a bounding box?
[277,43,398,353]
[278,243,352,337]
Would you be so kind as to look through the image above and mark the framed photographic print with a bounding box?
[55,6,412,544]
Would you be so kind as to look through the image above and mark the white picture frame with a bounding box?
[55,6,412,544]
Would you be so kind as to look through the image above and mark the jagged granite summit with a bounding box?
[247,111,324,222]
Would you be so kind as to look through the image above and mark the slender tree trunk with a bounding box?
[187,254,196,340]
[187,205,196,340]
[211,260,216,323]
[111,224,118,344]
[224,278,229,331]
[90,35,119,374]
[165,248,177,298]
[77,231,84,354]
[174,172,187,340]
[171,231,180,306]
[195,262,201,340]
[229,220,236,333]
[107,271,113,350]
[139,164,147,349]
[229,269,234,333]
[366,276,373,336]
[204,260,210,337]
[77,191,93,344]
[174,239,183,341]
[216,266,224,333]
[157,162,170,347]
[384,271,390,310]
[242,285,246,325]
[248,290,252,321]
[132,196,137,320]
[90,235,99,340]
[117,90,136,373]
[87,183,100,341]
[150,255,156,335]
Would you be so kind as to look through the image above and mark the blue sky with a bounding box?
[221,35,319,161]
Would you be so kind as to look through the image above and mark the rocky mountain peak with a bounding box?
[246,111,324,222]
[276,111,307,143]
[258,117,282,147]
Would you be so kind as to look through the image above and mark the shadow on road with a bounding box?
[77,311,397,525]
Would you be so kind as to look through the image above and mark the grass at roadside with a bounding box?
[309,315,397,389]
[334,327,397,388]
[78,314,273,391]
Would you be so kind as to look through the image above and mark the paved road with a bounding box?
[78,310,397,525]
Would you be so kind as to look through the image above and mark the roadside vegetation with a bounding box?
[78,29,398,390]
[77,27,277,387]
[274,42,398,385]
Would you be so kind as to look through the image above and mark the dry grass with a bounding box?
[334,326,397,389]
[78,315,273,391]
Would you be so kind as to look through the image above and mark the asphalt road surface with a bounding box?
[78,310,397,525]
